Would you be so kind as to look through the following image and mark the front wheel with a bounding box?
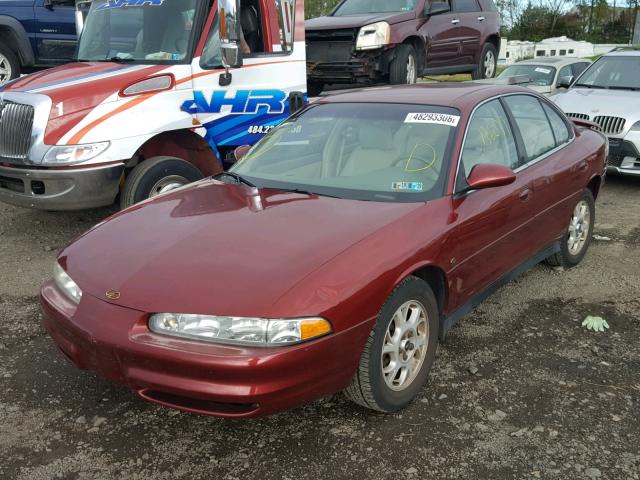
[0,43,20,85]
[546,189,595,268]
[471,43,497,80]
[344,276,439,412]
[307,80,324,97]
[389,44,418,85]
[120,156,204,210]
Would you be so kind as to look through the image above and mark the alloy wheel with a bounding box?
[381,300,429,391]
[568,200,591,255]
[484,51,496,78]
[149,175,189,197]
[0,53,12,84]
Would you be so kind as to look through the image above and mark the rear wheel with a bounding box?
[120,156,204,210]
[344,276,439,412]
[546,189,595,268]
[389,44,418,85]
[0,43,20,84]
[471,43,497,80]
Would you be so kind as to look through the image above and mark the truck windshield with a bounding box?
[574,56,640,91]
[78,0,204,63]
[231,103,458,203]
[333,0,416,16]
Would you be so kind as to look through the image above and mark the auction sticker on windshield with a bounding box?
[404,113,460,127]
[535,67,552,74]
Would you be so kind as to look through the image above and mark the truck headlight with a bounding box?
[53,262,82,304]
[149,313,332,346]
[44,142,110,165]
[356,22,391,50]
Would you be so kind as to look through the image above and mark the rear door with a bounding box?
[452,0,482,65]
[422,0,462,68]
[34,0,77,63]
[447,98,535,307]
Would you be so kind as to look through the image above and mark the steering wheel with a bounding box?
[393,144,441,183]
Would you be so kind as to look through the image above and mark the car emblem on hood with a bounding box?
[105,290,121,300]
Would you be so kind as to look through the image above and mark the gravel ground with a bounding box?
[0,175,639,480]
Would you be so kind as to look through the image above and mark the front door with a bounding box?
[422,0,462,69]
[34,0,77,63]
[186,0,307,157]
[452,0,482,66]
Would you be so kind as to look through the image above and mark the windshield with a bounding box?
[231,103,459,202]
[574,56,640,90]
[498,64,556,86]
[333,0,416,16]
[78,0,203,63]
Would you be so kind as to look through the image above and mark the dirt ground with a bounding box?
[0,175,638,480]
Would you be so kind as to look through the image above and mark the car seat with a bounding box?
[241,5,260,53]
[340,123,396,176]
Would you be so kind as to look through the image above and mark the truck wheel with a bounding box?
[471,43,497,79]
[344,276,439,412]
[546,189,595,268]
[389,44,418,85]
[0,43,20,84]
[120,156,204,210]
[307,80,324,97]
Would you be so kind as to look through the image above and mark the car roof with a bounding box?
[515,57,589,66]
[317,83,534,111]
[604,49,640,57]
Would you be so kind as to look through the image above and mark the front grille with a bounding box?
[306,29,357,43]
[306,29,357,64]
[593,115,626,135]
[0,101,34,161]
[566,112,590,121]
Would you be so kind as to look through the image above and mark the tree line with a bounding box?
[303,0,639,44]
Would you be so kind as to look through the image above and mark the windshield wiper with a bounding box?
[275,187,340,199]
[573,83,607,89]
[607,85,640,91]
[213,172,257,188]
[94,56,135,63]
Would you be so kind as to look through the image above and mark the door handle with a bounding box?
[477,16,485,21]
[578,161,588,172]
[519,188,531,201]
[451,19,460,24]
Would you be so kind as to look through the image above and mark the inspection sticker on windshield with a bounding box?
[535,67,552,74]
[405,112,460,127]
[392,182,423,192]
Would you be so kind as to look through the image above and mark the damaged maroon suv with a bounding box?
[306,0,501,95]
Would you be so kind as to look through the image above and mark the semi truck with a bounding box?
[0,0,306,210]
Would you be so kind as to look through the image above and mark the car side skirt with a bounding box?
[439,241,561,340]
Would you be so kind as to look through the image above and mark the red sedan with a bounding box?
[41,84,607,418]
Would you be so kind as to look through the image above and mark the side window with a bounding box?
[571,62,589,78]
[504,95,556,161]
[274,0,295,53]
[557,65,572,85]
[543,103,571,146]
[454,0,481,12]
[461,99,519,179]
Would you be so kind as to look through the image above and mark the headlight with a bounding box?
[43,142,110,165]
[53,262,82,304]
[356,22,391,50]
[629,120,640,132]
[149,313,332,346]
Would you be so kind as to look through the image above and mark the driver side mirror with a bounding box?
[557,75,574,89]
[466,164,516,190]
[218,0,243,85]
[425,1,451,16]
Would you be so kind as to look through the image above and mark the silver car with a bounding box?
[497,57,591,95]
[552,48,640,177]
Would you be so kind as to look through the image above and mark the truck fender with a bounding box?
[0,16,35,66]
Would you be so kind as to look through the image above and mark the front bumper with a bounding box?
[307,48,395,84]
[40,282,371,418]
[0,163,124,210]
[607,138,640,176]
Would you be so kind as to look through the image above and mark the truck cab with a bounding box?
[0,0,306,210]
[0,0,78,84]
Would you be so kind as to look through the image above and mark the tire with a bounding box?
[307,80,324,97]
[344,276,439,412]
[120,156,203,210]
[0,42,21,85]
[389,44,418,85]
[471,43,497,80]
[546,189,595,268]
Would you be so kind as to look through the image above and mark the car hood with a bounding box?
[553,87,640,120]
[1,62,166,144]
[60,180,421,317]
[305,11,414,30]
